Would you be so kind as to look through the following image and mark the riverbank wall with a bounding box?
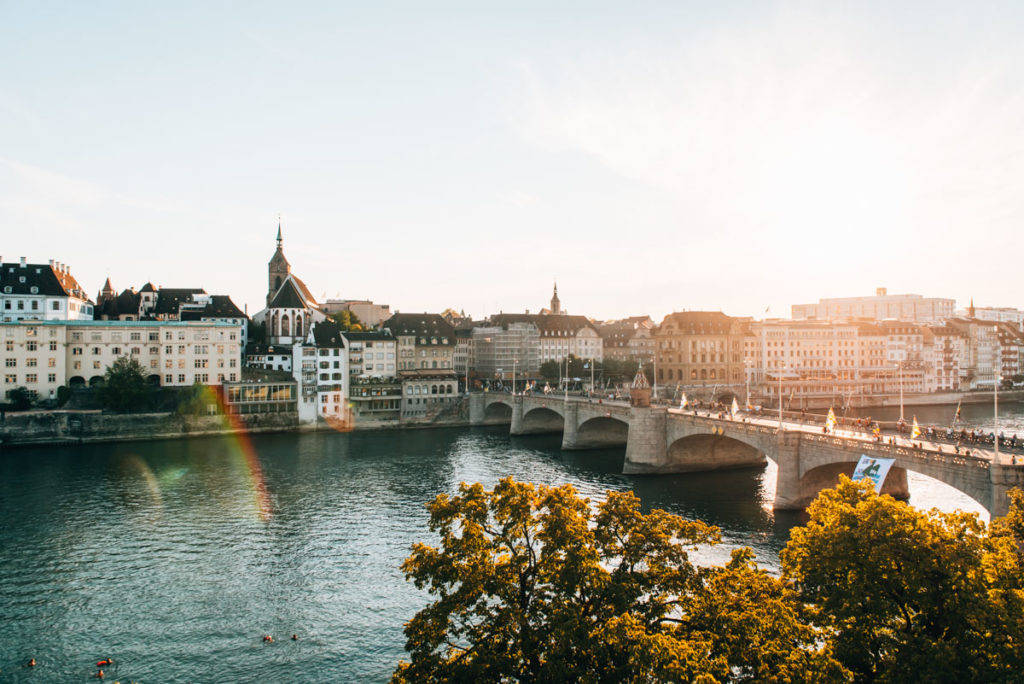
[0,410,300,448]
[0,398,477,448]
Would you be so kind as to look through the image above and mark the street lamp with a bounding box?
[512,358,517,396]
[744,360,751,408]
[893,361,904,422]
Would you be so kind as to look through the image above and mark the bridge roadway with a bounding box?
[467,392,1024,517]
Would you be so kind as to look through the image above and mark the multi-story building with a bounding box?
[490,313,602,365]
[596,316,655,363]
[962,304,1024,331]
[385,313,458,418]
[321,299,391,328]
[654,312,748,394]
[792,288,955,323]
[309,321,351,424]
[1,319,243,402]
[1,258,94,322]
[471,320,540,382]
[344,329,397,378]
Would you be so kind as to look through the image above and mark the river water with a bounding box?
[2,401,1022,682]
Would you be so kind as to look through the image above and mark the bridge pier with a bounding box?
[773,431,803,510]
[561,402,579,449]
[509,395,525,435]
[468,393,485,426]
[990,463,1024,517]
[622,406,668,474]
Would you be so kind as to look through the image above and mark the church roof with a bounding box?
[140,282,155,293]
[268,278,308,309]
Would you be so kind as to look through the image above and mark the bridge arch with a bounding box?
[482,401,513,424]
[796,439,993,513]
[574,416,629,449]
[799,461,910,503]
[665,433,767,472]
[520,407,565,434]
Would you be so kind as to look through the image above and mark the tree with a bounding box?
[177,381,213,416]
[6,386,34,411]
[329,309,364,332]
[394,478,842,683]
[539,360,560,382]
[100,356,151,412]
[781,476,1024,682]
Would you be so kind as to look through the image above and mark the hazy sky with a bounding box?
[2,2,1022,322]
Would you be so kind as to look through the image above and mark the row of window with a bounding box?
[4,373,57,384]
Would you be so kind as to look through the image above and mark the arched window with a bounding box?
[280,314,290,338]
[432,360,438,369]
[431,385,438,395]
[700,369,707,380]
[690,369,697,380]
[295,314,303,338]
[709,369,717,380]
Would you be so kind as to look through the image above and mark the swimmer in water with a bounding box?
[96,669,105,679]
[97,658,114,667]
[28,658,36,667]
[291,634,298,640]
[263,635,273,643]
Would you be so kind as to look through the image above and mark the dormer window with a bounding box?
[30,286,38,294]
[19,276,26,283]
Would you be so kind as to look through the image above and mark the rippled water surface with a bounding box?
[1,405,1020,682]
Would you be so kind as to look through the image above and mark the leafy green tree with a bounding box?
[100,356,151,412]
[782,476,1024,683]
[394,478,842,683]
[329,309,364,332]
[539,360,560,382]
[6,386,34,411]
[176,381,213,416]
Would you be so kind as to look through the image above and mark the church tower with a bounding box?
[267,220,291,306]
[550,282,561,315]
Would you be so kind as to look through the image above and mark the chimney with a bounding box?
[49,259,55,267]
[20,256,27,267]
[876,287,887,297]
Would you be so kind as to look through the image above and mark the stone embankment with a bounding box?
[0,410,299,447]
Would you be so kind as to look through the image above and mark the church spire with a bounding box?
[276,214,282,248]
[550,281,561,315]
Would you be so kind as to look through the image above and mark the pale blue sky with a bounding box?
[2,2,1022,321]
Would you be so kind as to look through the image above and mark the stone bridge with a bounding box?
[468,393,1024,517]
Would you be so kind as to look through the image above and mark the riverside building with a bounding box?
[1,319,243,403]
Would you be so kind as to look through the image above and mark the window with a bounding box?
[48,373,56,383]
[4,358,14,367]
[93,361,101,369]
[26,374,37,383]
[26,341,36,351]
[111,347,121,356]
[73,361,81,370]
[26,358,37,367]
[130,332,141,341]
[91,347,100,355]
[3,341,10,351]
[49,341,57,351]
[4,374,15,384]
[165,374,173,384]
[48,358,55,367]
[178,374,186,383]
